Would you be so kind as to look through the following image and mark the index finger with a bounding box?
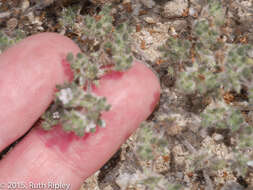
[0,32,80,152]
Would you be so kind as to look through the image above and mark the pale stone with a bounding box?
[162,0,188,18]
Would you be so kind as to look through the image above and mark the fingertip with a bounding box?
[0,32,80,152]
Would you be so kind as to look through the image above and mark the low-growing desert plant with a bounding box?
[0,30,25,54]
[135,1,253,187]
[41,4,133,136]
[161,0,253,177]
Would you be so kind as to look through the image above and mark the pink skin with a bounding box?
[0,33,80,151]
[0,33,160,189]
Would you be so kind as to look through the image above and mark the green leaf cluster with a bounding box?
[159,0,253,178]
[135,122,169,161]
[0,30,25,53]
[161,0,253,128]
[59,5,78,30]
[42,54,110,136]
[82,5,133,71]
[159,37,191,63]
[201,100,245,131]
[41,5,133,136]
[138,174,182,190]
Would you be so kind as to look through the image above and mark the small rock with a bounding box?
[199,127,208,138]
[27,12,35,23]
[140,0,156,8]
[143,16,157,24]
[170,20,188,31]
[167,125,182,136]
[213,133,224,141]
[116,173,131,189]
[21,0,30,12]
[116,172,140,189]
[122,0,131,3]
[247,160,253,167]
[0,12,11,19]
[132,3,141,16]
[189,7,198,17]
[33,16,43,25]
[7,18,18,31]
[162,0,188,18]
[248,49,253,58]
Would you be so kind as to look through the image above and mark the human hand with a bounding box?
[0,33,160,190]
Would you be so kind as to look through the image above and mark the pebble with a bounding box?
[0,12,11,19]
[248,49,253,58]
[170,20,188,31]
[162,0,188,18]
[189,7,198,17]
[6,18,18,31]
[143,16,157,24]
[21,0,30,12]
[140,0,155,8]
[213,133,224,141]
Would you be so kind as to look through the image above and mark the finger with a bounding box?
[0,32,80,152]
[0,60,160,190]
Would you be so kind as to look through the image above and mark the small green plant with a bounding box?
[116,168,182,190]
[59,6,78,30]
[133,120,183,188]
[201,100,246,132]
[0,30,25,54]
[159,0,253,177]
[160,1,253,130]
[135,122,169,161]
[137,170,182,190]
[41,80,111,136]
[41,4,133,136]
[81,5,133,71]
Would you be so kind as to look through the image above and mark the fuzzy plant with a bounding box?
[136,169,182,190]
[41,4,133,136]
[0,30,25,54]
[135,121,169,161]
[158,0,253,177]
[116,168,181,190]
[131,121,184,189]
[160,1,253,131]
[81,5,133,71]
[59,5,78,31]
[133,1,253,187]
[58,4,133,71]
